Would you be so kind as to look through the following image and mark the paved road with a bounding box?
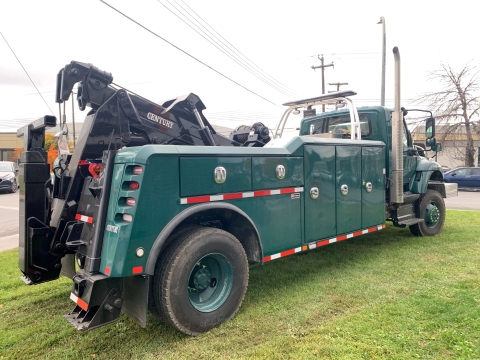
[1,189,479,252]
[0,191,20,251]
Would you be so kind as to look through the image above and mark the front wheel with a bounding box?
[409,190,446,236]
[9,180,17,193]
[152,226,248,335]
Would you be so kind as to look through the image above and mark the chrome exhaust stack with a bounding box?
[390,46,403,204]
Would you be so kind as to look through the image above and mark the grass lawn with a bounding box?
[1,210,479,359]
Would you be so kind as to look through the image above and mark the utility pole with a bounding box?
[377,16,386,106]
[311,55,334,112]
[328,82,348,92]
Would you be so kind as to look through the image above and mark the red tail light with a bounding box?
[129,182,139,190]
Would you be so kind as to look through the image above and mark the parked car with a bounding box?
[441,165,451,173]
[0,161,19,193]
[443,167,480,188]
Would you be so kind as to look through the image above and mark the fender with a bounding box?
[145,202,263,274]
[410,158,443,194]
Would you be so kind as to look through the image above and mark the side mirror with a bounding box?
[431,142,442,152]
[425,117,435,139]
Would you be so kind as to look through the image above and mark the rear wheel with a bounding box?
[409,190,445,236]
[152,226,248,335]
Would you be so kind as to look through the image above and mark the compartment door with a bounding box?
[361,146,385,228]
[336,146,362,235]
[304,145,336,242]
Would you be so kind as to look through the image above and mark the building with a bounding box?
[0,132,23,161]
[412,124,480,169]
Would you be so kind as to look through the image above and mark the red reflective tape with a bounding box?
[187,196,211,204]
[264,224,385,263]
[223,193,243,200]
[181,187,304,204]
[254,190,271,197]
[78,160,89,165]
[77,298,88,311]
[132,266,143,274]
[317,239,330,247]
[104,266,111,275]
[75,213,94,224]
[281,249,296,257]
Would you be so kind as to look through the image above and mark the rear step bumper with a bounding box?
[65,270,122,330]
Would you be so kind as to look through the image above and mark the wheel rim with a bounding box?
[11,182,17,192]
[425,202,441,228]
[187,253,233,313]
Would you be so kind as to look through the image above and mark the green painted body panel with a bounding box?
[231,195,302,255]
[101,156,182,277]
[252,157,303,190]
[361,147,386,228]
[410,158,443,193]
[180,157,251,196]
[336,146,362,234]
[304,145,336,241]
[101,136,386,276]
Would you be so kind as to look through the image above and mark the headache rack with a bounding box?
[274,90,361,140]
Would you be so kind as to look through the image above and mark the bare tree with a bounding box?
[416,63,480,166]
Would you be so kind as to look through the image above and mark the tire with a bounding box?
[409,190,446,237]
[152,226,249,335]
[9,180,17,193]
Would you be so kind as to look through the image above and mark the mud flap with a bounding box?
[121,275,149,328]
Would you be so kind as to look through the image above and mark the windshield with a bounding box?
[306,114,372,137]
[0,163,14,172]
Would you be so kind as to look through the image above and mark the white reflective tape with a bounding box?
[70,293,78,303]
[308,243,317,250]
[210,195,223,202]
[243,192,254,198]
[377,225,383,230]
[362,229,369,234]
[329,238,337,243]
[347,234,354,239]
[271,189,281,195]
[180,199,188,204]
[270,253,281,260]
[295,187,304,192]
[294,247,302,253]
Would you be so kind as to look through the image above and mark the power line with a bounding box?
[172,0,298,97]
[0,31,54,115]
[156,0,296,98]
[99,0,278,107]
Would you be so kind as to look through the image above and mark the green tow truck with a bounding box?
[17,47,457,335]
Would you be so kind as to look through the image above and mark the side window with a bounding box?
[402,125,408,149]
[455,168,468,176]
[470,168,480,175]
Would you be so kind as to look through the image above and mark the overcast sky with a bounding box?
[1,0,479,134]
